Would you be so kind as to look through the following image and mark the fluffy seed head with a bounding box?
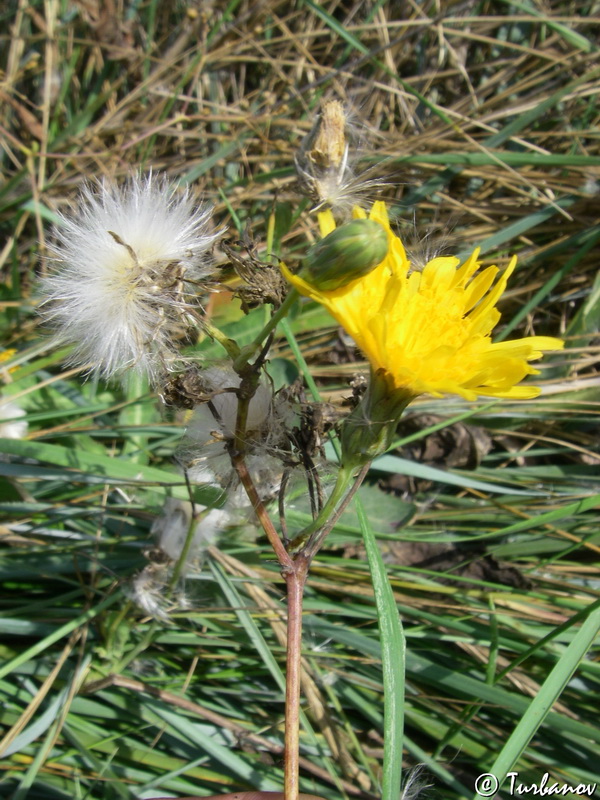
[39,174,220,385]
[128,568,171,621]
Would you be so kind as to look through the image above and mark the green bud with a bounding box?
[299,219,388,291]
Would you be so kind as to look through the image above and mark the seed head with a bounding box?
[39,174,221,385]
[181,367,292,506]
[295,99,387,215]
[152,497,231,567]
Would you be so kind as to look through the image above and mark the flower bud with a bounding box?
[299,219,388,291]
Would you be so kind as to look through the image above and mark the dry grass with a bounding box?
[1,2,600,800]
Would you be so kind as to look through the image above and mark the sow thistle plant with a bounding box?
[38,101,563,800]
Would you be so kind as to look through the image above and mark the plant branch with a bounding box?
[230,452,293,570]
[201,319,241,359]
[303,462,371,561]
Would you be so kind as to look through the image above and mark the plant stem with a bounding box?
[168,510,199,591]
[233,289,298,371]
[230,452,293,570]
[223,293,377,800]
[283,555,309,800]
[281,463,372,800]
[303,463,371,560]
[202,319,241,359]
[287,466,354,552]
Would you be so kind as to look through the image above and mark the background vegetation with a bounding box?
[1,1,599,799]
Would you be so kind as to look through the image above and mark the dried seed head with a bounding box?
[127,566,171,621]
[222,239,288,312]
[295,99,387,215]
[305,99,347,172]
[151,497,231,568]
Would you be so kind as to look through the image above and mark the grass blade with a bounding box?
[477,602,600,798]
[357,495,405,800]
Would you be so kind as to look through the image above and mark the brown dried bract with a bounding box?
[295,100,349,206]
[161,366,213,409]
[222,237,287,312]
[306,99,347,171]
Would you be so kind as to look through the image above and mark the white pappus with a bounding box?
[39,173,221,385]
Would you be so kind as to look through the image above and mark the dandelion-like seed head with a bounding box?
[127,567,171,622]
[39,174,221,385]
[282,201,564,402]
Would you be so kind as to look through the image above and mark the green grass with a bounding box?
[1,1,599,799]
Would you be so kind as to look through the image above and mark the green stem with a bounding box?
[234,289,298,371]
[202,319,241,359]
[304,463,370,559]
[168,508,202,591]
[288,466,354,552]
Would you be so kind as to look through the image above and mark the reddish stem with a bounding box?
[283,556,309,800]
[231,453,294,571]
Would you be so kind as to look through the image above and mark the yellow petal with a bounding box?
[280,204,563,402]
[317,209,336,237]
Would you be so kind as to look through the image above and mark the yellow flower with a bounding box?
[281,202,563,401]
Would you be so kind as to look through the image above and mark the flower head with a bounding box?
[39,174,220,385]
[282,202,563,401]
